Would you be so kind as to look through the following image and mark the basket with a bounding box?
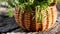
[14,0,57,32]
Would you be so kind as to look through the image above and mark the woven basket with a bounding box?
[14,0,57,32]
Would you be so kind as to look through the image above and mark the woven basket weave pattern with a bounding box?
[14,1,57,32]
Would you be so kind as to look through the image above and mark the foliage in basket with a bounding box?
[6,0,58,31]
[7,0,55,21]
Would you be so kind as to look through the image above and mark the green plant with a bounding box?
[4,0,58,22]
[7,9,13,17]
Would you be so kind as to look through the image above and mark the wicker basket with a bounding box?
[14,0,57,32]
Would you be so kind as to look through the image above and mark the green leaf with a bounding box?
[15,0,19,4]
[19,4,25,14]
[35,6,40,17]
[38,11,43,22]
[8,9,13,17]
[7,0,15,7]
[26,4,33,14]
